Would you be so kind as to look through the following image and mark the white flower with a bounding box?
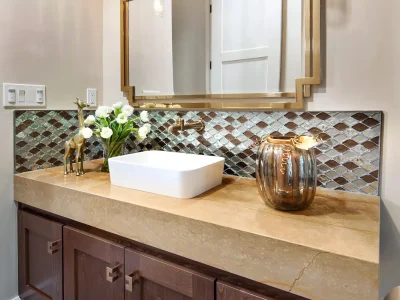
[122,105,134,116]
[112,101,123,109]
[84,115,96,125]
[100,127,113,139]
[143,123,151,132]
[140,111,149,122]
[137,124,151,141]
[81,127,93,139]
[138,126,150,140]
[116,113,128,124]
[95,106,111,118]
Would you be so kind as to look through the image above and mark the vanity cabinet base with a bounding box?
[18,206,307,300]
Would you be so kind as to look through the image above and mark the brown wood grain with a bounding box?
[125,248,215,300]
[19,290,49,300]
[217,282,274,300]
[216,282,306,300]
[63,226,125,300]
[20,205,309,300]
[18,210,63,300]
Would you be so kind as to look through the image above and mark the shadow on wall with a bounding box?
[326,0,351,28]
[380,200,400,299]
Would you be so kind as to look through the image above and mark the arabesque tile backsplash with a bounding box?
[15,110,382,196]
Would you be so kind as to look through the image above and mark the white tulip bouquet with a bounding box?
[83,102,151,172]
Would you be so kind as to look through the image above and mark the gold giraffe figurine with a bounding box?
[63,98,89,176]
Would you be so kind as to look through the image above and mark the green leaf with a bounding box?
[100,118,108,127]
[120,130,131,140]
[109,127,118,143]
[122,122,131,132]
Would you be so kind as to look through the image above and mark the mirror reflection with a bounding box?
[129,0,305,98]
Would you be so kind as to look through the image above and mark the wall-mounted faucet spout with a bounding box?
[168,117,204,134]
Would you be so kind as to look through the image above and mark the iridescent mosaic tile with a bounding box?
[14,110,103,173]
[14,110,382,196]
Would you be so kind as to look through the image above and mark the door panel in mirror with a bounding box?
[211,0,282,94]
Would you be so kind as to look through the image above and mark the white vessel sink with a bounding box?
[108,151,225,199]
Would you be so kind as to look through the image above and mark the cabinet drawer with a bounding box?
[63,226,125,300]
[18,211,63,300]
[125,248,215,300]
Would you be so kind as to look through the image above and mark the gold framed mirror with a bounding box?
[121,0,321,110]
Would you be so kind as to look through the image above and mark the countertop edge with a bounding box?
[14,174,379,265]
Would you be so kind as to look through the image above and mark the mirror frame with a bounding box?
[120,0,321,110]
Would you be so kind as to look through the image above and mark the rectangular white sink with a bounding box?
[108,151,225,199]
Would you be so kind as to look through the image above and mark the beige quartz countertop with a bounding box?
[14,160,379,300]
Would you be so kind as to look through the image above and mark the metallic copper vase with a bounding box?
[256,136,318,211]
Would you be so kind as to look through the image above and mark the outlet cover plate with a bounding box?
[87,88,97,107]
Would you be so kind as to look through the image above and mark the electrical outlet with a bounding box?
[87,88,97,106]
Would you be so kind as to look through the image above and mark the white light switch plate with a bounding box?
[7,88,16,103]
[2,83,46,108]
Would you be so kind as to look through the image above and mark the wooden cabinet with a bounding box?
[216,282,276,300]
[18,208,303,300]
[63,226,125,300]
[18,211,63,300]
[125,248,215,300]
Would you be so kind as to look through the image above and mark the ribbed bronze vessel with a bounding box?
[256,136,318,211]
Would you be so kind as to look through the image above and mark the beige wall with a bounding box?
[0,1,103,110]
[308,1,398,298]
[0,0,103,298]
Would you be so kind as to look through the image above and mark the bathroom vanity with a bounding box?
[14,160,379,300]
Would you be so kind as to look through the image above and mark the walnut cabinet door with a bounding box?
[217,282,274,300]
[124,248,215,300]
[63,226,125,300]
[18,211,63,300]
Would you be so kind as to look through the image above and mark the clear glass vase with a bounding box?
[101,140,126,172]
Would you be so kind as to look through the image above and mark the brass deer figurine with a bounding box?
[63,99,89,176]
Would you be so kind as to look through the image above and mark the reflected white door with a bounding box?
[211,0,282,94]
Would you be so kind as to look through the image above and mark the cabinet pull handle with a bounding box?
[106,264,121,283]
[125,272,141,292]
[47,240,60,255]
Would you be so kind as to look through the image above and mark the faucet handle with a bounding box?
[177,117,184,130]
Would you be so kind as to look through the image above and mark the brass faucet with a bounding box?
[168,117,205,134]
